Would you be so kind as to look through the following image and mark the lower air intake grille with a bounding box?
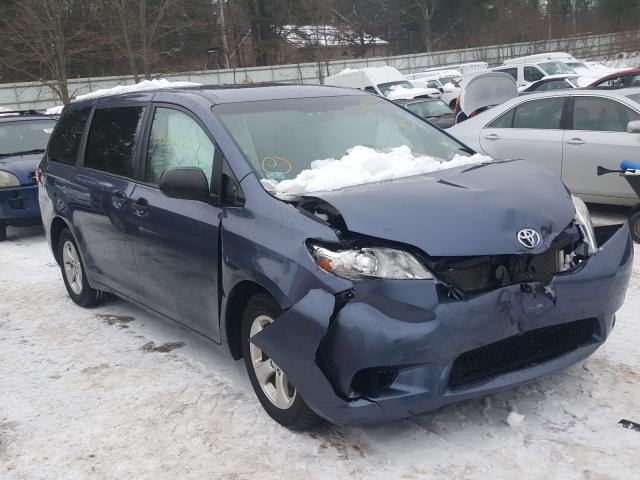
[448,318,597,388]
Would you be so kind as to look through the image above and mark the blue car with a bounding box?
[0,110,57,240]
[39,85,633,429]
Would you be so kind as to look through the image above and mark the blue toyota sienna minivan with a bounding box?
[39,85,633,429]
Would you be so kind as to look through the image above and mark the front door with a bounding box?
[479,96,566,176]
[129,106,222,339]
[70,106,145,300]
[562,96,640,203]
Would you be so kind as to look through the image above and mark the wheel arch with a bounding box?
[223,279,282,360]
[50,216,72,265]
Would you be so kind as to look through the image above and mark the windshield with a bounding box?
[378,81,416,96]
[214,95,467,183]
[538,62,575,75]
[439,77,461,87]
[566,77,579,87]
[0,119,56,156]
[406,100,452,118]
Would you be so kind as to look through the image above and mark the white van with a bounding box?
[405,69,462,108]
[324,66,437,100]
[492,60,577,88]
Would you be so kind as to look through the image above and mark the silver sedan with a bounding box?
[449,88,640,207]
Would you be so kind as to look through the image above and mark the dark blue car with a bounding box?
[39,85,633,429]
[0,111,56,240]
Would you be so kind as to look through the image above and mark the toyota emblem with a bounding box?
[517,229,541,249]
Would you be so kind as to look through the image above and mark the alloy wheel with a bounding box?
[62,240,83,295]
[249,315,296,410]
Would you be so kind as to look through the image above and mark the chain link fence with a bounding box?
[2,30,640,111]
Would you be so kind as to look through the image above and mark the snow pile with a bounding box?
[44,79,201,115]
[336,67,355,75]
[506,411,525,427]
[0,106,13,116]
[261,145,491,195]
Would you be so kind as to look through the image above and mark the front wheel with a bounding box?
[630,210,640,243]
[241,293,321,430]
[58,229,104,307]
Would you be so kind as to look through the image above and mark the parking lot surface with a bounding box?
[1,223,639,480]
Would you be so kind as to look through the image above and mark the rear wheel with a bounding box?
[58,229,103,307]
[630,210,640,243]
[241,293,321,430]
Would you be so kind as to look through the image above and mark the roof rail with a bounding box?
[0,109,51,117]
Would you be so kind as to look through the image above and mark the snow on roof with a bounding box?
[44,79,201,115]
[283,25,388,48]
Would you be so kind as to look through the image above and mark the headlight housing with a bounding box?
[0,170,20,188]
[572,195,597,255]
[309,243,433,280]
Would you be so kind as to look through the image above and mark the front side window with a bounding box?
[0,119,56,157]
[214,95,467,183]
[595,76,625,88]
[145,108,215,186]
[48,108,91,164]
[571,97,640,132]
[512,97,565,129]
[524,66,544,82]
[85,107,144,177]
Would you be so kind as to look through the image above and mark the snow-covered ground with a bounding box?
[1,217,639,480]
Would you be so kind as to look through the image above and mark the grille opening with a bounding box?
[426,225,584,295]
[351,368,398,397]
[448,318,598,388]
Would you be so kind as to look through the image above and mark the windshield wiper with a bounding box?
[0,148,45,158]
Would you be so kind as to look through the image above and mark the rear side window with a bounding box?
[496,68,517,81]
[85,107,144,178]
[512,97,565,129]
[48,107,91,164]
[487,108,515,128]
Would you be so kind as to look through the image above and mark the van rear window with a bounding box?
[85,107,144,178]
[49,107,91,164]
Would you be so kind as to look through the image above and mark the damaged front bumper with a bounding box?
[252,224,634,426]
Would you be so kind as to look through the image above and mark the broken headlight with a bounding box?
[572,195,597,256]
[308,244,433,280]
[0,170,20,188]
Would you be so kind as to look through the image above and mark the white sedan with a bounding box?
[449,88,640,207]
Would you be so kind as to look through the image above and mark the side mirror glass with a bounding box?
[627,120,640,134]
[159,167,210,200]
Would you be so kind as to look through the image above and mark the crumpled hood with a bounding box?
[0,153,42,184]
[308,160,575,256]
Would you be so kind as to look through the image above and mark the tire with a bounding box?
[0,223,6,242]
[58,228,104,307]
[241,293,321,430]
[630,210,640,244]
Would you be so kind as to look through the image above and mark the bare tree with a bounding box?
[0,0,92,104]
[97,0,197,81]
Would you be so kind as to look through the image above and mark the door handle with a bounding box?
[131,197,149,218]
[566,138,585,145]
[111,190,128,209]
[484,133,501,141]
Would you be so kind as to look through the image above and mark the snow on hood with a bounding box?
[261,145,492,196]
[386,86,437,100]
[45,79,201,114]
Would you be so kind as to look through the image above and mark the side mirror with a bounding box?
[627,120,640,133]
[438,87,445,94]
[159,167,210,200]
